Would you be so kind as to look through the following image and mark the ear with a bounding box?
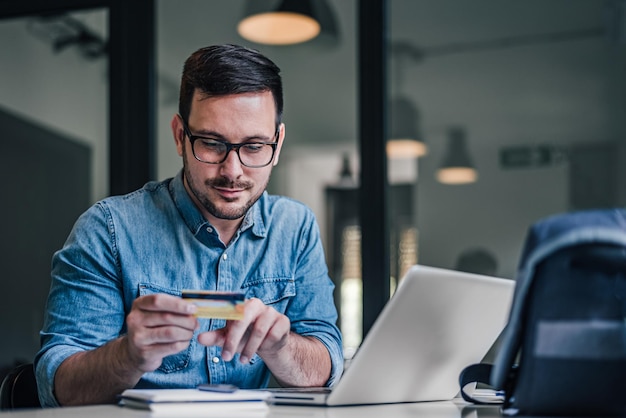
[171,114,185,157]
[272,123,286,166]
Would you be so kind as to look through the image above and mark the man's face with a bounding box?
[172,90,284,223]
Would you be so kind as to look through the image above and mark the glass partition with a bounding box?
[389,0,626,280]
[0,9,108,368]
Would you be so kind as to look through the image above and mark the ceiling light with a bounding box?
[238,0,321,46]
[387,96,427,159]
[436,127,478,184]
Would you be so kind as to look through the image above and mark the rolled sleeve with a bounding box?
[34,345,84,407]
[312,333,344,387]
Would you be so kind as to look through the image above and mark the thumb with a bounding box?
[197,329,226,347]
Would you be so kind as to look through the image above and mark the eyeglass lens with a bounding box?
[192,139,275,167]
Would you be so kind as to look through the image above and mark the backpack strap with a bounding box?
[459,363,504,405]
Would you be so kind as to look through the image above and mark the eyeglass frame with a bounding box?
[179,115,280,168]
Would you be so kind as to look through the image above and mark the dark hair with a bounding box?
[178,44,283,129]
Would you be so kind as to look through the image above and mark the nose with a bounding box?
[219,147,244,179]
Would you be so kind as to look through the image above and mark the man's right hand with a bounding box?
[54,294,198,406]
[125,293,199,372]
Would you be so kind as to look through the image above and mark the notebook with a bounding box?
[119,388,269,415]
[266,264,515,406]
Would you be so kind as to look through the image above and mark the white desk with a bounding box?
[0,400,502,418]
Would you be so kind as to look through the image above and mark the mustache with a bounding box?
[206,177,253,189]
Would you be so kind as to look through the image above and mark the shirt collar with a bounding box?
[169,170,267,238]
[244,193,267,238]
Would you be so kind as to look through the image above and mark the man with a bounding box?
[35,44,343,407]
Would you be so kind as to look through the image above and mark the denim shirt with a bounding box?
[35,171,343,407]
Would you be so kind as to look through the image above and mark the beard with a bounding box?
[182,152,269,221]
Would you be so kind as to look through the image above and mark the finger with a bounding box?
[250,314,290,359]
[148,340,192,358]
[131,322,197,346]
[219,299,264,361]
[140,311,199,331]
[127,337,193,372]
[197,329,226,347]
[127,303,198,333]
[220,321,251,362]
[149,324,197,345]
[135,293,197,315]
[238,316,274,364]
[131,294,198,330]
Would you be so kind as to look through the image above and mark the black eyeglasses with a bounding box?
[180,116,279,168]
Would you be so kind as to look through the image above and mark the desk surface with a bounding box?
[1,400,502,418]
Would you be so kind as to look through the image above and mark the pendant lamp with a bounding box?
[436,127,478,184]
[238,0,322,45]
[387,96,427,159]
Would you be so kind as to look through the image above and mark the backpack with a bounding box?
[460,209,626,416]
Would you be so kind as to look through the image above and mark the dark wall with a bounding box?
[0,107,90,368]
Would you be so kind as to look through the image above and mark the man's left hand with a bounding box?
[197,298,291,364]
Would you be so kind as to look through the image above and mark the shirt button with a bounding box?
[207,227,213,233]
[223,253,228,260]
[212,356,220,363]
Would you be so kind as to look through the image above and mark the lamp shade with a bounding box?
[387,96,427,159]
[238,0,321,45]
[436,127,477,184]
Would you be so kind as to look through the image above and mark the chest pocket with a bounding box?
[138,283,194,373]
[241,277,295,312]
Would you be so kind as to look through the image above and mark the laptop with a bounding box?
[266,264,515,406]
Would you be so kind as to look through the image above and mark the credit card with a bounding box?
[182,290,245,320]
